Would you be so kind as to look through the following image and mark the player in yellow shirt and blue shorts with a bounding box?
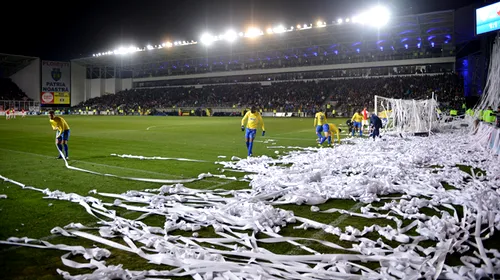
[241,106,265,157]
[318,123,342,146]
[313,109,327,141]
[351,110,364,137]
[49,110,70,159]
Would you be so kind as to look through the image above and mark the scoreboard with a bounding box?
[476,1,500,35]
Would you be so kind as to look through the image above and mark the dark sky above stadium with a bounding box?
[0,0,484,61]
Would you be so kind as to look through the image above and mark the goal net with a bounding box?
[374,94,439,135]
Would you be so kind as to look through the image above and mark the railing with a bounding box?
[0,100,40,112]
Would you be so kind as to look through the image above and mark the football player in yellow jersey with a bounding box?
[351,110,364,137]
[49,110,70,159]
[318,123,342,146]
[241,106,265,157]
[313,109,327,141]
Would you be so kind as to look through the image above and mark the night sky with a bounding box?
[0,0,485,61]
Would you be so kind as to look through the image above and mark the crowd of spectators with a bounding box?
[74,73,464,116]
[0,78,31,101]
[326,73,464,114]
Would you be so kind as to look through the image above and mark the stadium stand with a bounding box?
[69,9,466,117]
[74,73,464,116]
[0,78,32,101]
[135,64,454,87]
[130,47,451,79]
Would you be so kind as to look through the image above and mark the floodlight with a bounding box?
[116,47,126,54]
[337,18,343,24]
[316,21,326,27]
[224,30,237,42]
[128,46,138,53]
[370,6,390,27]
[356,6,390,27]
[266,27,274,34]
[200,33,215,45]
[245,27,263,38]
[147,45,154,50]
[273,25,286,33]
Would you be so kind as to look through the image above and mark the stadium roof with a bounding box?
[0,53,38,77]
[72,10,455,69]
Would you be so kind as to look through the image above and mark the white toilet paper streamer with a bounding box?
[1,128,499,279]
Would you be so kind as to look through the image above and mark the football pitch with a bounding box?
[0,115,355,279]
[0,115,498,280]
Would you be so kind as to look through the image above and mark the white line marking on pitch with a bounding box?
[0,148,220,183]
[286,201,364,255]
[146,126,157,130]
[271,137,315,141]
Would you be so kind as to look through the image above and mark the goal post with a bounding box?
[374,94,438,135]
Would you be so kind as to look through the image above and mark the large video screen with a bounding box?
[476,1,500,35]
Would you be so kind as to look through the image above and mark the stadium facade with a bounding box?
[0,3,493,109]
[70,10,456,105]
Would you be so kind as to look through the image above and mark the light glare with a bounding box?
[224,30,237,42]
[245,27,263,38]
[273,25,286,33]
[200,33,216,45]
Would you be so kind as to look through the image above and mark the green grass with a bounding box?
[0,115,495,279]
[0,115,358,279]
